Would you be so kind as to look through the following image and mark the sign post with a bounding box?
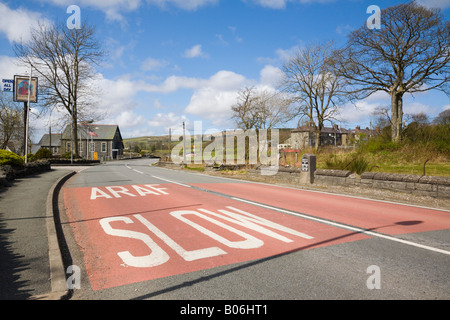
[13,74,39,162]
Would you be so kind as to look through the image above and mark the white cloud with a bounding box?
[115,110,146,129]
[141,57,169,71]
[0,3,52,43]
[184,70,251,125]
[257,43,304,64]
[259,65,284,88]
[148,0,218,11]
[183,44,208,59]
[40,0,218,21]
[416,0,450,9]
[248,0,336,9]
[0,56,30,78]
[249,0,287,9]
[148,112,188,130]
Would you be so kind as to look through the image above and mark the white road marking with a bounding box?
[124,162,450,256]
[151,175,192,188]
[233,198,450,256]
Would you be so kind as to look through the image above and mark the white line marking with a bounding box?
[232,198,450,256]
[151,165,450,212]
[133,169,144,174]
[151,175,192,188]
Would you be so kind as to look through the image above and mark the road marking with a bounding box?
[233,198,450,256]
[152,165,450,212]
[151,175,192,188]
[133,169,144,174]
[135,168,450,256]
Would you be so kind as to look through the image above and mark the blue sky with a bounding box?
[0,0,449,141]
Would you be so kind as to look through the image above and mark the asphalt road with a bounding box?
[59,158,450,302]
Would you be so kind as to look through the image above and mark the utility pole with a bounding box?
[24,67,32,163]
[183,122,186,163]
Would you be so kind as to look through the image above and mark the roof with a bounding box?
[292,125,351,134]
[61,124,122,140]
[292,125,374,135]
[38,133,62,146]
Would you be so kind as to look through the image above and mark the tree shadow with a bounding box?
[130,220,423,300]
[0,215,34,300]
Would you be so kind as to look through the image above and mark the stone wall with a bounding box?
[154,161,450,199]
[314,169,450,199]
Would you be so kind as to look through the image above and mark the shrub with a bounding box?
[324,153,369,175]
[34,148,53,160]
[0,150,25,167]
[350,156,370,175]
[325,154,349,170]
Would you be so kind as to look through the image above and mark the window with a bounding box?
[90,142,95,152]
[101,142,107,153]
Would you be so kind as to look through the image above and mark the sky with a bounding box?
[0,0,449,142]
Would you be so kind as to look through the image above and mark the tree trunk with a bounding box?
[314,128,321,151]
[72,104,79,158]
[390,92,403,142]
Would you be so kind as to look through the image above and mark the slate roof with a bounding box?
[61,124,122,140]
[38,133,62,146]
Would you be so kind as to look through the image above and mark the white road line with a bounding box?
[133,169,144,174]
[136,163,450,255]
[233,197,450,256]
[151,175,192,188]
[151,165,450,213]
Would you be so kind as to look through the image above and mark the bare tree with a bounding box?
[231,87,259,130]
[0,91,24,152]
[14,20,105,157]
[231,86,293,130]
[280,41,348,149]
[337,1,449,142]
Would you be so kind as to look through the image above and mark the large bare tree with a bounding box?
[14,20,105,157]
[231,86,293,130]
[337,1,449,142]
[280,41,348,149]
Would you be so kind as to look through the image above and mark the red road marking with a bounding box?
[191,183,450,235]
[63,183,370,290]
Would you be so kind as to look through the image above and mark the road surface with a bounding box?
[59,158,450,301]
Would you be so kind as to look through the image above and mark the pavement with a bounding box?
[0,167,78,300]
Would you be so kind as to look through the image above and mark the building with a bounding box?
[61,124,124,160]
[287,123,375,149]
[38,133,62,155]
[37,124,124,160]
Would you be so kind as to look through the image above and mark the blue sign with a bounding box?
[2,79,13,92]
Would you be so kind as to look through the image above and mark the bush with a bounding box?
[350,156,370,175]
[0,150,25,167]
[34,148,53,160]
[324,153,369,175]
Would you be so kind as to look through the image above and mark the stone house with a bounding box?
[44,124,124,160]
[38,133,62,155]
[287,123,375,149]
